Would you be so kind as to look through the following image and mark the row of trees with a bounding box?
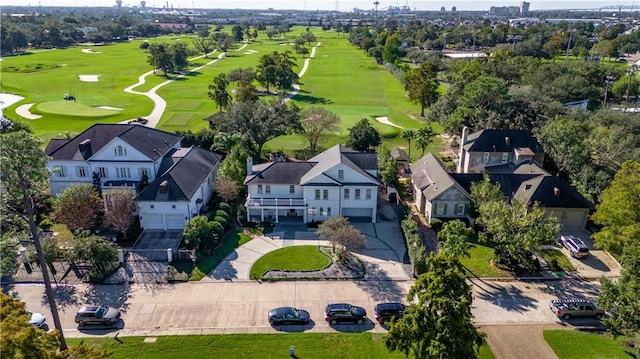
[143,42,190,76]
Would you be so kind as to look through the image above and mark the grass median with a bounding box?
[543,330,634,358]
[67,333,495,358]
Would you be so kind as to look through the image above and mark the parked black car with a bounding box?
[324,303,367,324]
[374,302,406,323]
[74,305,121,327]
[268,307,310,325]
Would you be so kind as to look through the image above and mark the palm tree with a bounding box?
[415,126,436,157]
[401,130,416,159]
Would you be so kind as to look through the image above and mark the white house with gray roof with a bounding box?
[45,124,222,231]
[244,145,381,223]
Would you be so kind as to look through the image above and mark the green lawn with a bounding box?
[170,230,252,281]
[460,235,511,278]
[3,28,440,153]
[538,248,576,272]
[250,245,331,280]
[543,330,635,359]
[67,333,495,359]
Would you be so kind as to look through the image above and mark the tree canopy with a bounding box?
[317,216,366,263]
[51,184,103,232]
[385,251,485,358]
[403,62,440,117]
[299,107,341,153]
[346,118,381,151]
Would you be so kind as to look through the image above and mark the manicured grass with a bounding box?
[543,330,635,359]
[460,235,511,278]
[250,245,331,280]
[67,333,495,359]
[538,248,576,272]
[185,230,252,281]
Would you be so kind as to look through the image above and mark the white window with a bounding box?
[55,166,66,177]
[435,202,446,215]
[455,203,466,216]
[323,189,328,200]
[139,168,149,178]
[98,167,107,178]
[320,207,324,216]
[265,185,271,194]
[257,185,263,194]
[76,166,87,177]
[115,146,127,156]
[483,152,490,163]
[327,207,331,216]
[289,185,295,194]
[366,189,372,199]
[315,189,320,200]
[344,189,350,199]
[338,170,344,180]
[355,189,361,200]
[501,153,509,162]
[117,168,131,178]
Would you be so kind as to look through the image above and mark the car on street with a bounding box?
[74,305,121,327]
[268,307,310,325]
[28,311,46,328]
[549,298,605,320]
[324,303,367,325]
[374,302,406,324]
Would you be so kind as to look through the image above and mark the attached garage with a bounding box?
[165,214,187,230]
[563,210,588,229]
[341,207,374,222]
[141,213,165,230]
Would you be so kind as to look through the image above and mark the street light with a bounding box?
[472,29,480,57]
[442,32,448,60]
[565,29,576,62]
[625,66,638,109]
[603,75,617,108]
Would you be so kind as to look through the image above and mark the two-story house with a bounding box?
[45,124,222,231]
[412,150,593,229]
[244,145,381,223]
[457,127,544,173]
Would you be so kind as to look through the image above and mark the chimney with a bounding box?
[79,139,93,159]
[457,126,470,173]
[553,187,560,197]
[505,136,511,145]
[159,180,168,194]
[246,156,253,175]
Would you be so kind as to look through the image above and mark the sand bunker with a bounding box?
[0,93,24,110]
[375,116,402,128]
[15,103,41,120]
[82,48,102,54]
[97,106,123,110]
[79,75,100,82]
[244,49,258,54]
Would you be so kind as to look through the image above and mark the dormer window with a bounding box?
[483,152,490,163]
[501,153,509,162]
[338,170,344,180]
[115,146,127,157]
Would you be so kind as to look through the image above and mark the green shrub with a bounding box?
[217,202,232,215]
[166,265,189,282]
[237,206,246,225]
[215,210,229,220]
[214,216,228,228]
[430,218,443,232]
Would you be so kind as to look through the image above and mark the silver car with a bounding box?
[550,298,604,320]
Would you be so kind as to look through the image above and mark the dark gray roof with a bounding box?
[136,146,222,202]
[244,162,314,185]
[484,161,550,175]
[390,147,410,162]
[464,129,543,154]
[513,176,594,209]
[302,145,380,185]
[46,124,182,161]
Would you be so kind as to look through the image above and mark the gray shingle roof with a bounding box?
[244,162,314,185]
[46,124,182,161]
[136,146,222,202]
[302,145,379,185]
[411,153,461,201]
[390,147,410,162]
[513,176,594,209]
[463,129,543,153]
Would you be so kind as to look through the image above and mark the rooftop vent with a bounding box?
[159,180,169,194]
[505,136,511,145]
[554,187,561,197]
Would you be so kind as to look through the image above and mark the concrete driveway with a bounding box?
[205,222,411,282]
[559,229,622,279]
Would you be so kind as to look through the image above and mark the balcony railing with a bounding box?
[245,196,307,207]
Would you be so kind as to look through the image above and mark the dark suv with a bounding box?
[374,302,406,323]
[324,303,367,324]
[74,305,121,327]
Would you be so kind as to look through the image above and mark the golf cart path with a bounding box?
[123,42,248,128]
[285,42,321,102]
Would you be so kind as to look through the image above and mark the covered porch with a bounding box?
[245,196,308,223]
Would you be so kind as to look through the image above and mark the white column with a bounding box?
[167,248,172,262]
[117,249,124,263]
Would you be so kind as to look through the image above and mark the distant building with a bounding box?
[520,1,530,15]
[489,5,521,16]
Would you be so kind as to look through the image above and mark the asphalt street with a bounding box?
[4,278,603,338]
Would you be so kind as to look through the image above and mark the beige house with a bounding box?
[457,127,544,173]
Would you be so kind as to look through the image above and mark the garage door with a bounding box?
[342,207,373,222]
[142,214,164,230]
[165,214,187,230]
[564,210,587,229]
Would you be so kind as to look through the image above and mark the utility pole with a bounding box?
[565,29,575,62]
[603,75,617,108]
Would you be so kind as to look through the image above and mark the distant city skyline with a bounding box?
[9,0,640,11]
